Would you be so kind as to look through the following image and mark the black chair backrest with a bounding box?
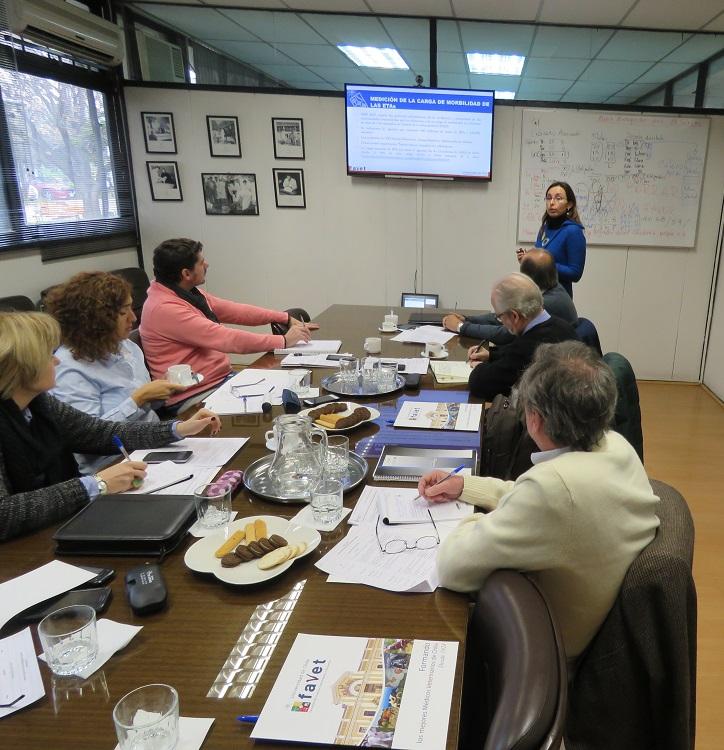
[603,351,644,462]
[460,570,566,750]
[110,267,150,326]
[271,307,310,336]
[566,480,696,750]
[0,295,35,312]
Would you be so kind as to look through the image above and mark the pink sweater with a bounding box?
[140,281,287,404]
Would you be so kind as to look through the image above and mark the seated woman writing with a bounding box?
[46,271,186,474]
[0,312,220,541]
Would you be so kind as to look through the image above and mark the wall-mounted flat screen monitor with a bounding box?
[345,84,494,181]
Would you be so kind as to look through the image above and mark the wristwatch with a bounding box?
[94,474,109,495]
[457,320,464,333]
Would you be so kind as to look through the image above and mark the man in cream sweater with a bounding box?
[418,341,660,660]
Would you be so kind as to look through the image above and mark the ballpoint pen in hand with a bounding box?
[112,435,144,487]
[414,464,467,501]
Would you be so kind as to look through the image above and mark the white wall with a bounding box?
[124,86,724,382]
[0,246,139,303]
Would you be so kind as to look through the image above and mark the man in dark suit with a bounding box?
[468,272,578,400]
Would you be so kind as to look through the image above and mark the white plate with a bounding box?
[298,401,381,432]
[184,515,321,585]
[420,349,448,360]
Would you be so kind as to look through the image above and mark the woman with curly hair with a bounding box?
[46,272,186,474]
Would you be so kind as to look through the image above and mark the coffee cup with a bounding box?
[364,337,382,355]
[166,364,193,385]
[424,342,444,357]
[382,314,397,331]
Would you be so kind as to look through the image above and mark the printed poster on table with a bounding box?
[252,633,458,749]
[393,401,482,432]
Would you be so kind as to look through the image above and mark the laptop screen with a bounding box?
[401,293,439,309]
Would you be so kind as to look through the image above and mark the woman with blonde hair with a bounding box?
[46,271,185,474]
[0,311,220,541]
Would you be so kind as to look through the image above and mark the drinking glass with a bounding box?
[325,435,349,477]
[194,483,231,528]
[38,604,98,676]
[113,684,179,750]
[339,357,358,385]
[378,361,398,389]
[309,478,343,530]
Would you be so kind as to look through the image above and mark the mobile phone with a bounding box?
[142,450,193,464]
[13,587,112,625]
[303,395,340,406]
[75,565,115,588]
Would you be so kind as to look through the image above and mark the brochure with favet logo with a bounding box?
[251,633,458,749]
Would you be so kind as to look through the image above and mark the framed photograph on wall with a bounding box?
[273,168,305,208]
[142,112,177,153]
[202,173,258,215]
[272,117,304,159]
[206,115,241,157]
[147,161,182,201]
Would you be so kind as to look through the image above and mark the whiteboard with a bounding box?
[518,110,710,247]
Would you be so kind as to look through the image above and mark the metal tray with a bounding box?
[321,372,405,398]
[243,452,368,504]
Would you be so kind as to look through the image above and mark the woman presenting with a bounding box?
[0,312,220,541]
[517,181,585,297]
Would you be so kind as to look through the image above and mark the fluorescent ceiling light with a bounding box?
[467,53,525,76]
[495,91,515,99]
[337,45,409,70]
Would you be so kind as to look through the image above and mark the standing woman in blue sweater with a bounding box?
[517,181,586,297]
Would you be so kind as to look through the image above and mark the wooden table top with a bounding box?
[0,304,482,749]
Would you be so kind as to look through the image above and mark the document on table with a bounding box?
[273,340,342,355]
[431,360,473,384]
[372,356,431,375]
[203,369,289,414]
[124,461,203,495]
[130,437,248,467]
[349,486,474,526]
[0,560,95,631]
[0,628,44,719]
[280,353,353,368]
[391,326,455,345]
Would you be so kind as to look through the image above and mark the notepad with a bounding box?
[273,340,342,355]
[393,401,482,431]
[373,446,478,482]
[376,487,474,525]
[430,360,472,384]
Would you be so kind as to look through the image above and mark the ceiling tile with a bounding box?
[436,72,472,88]
[635,61,694,83]
[281,0,370,11]
[366,0,454,16]
[597,29,690,61]
[524,57,589,79]
[436,20,462,53]
[562,80,625,99]
[580,59,651,82]
[363,68,425,86]
[222,9,327,44]
[615,81,660,97]
[605,95,638,104]
[517,77,572,95]
[307,65,365,83]
[539,0,635,27]
[529,26,611,58]
[251,63,325,83]
[468,73,521,90]
[451,0,540,22]
[211,40,296,64]
[704,13,724,31]
[663,33,724,63]
[379,17,431,49]
[437,51,467,73]
[271,42,353,66]
[622,0,724,31]
[458,21,535,55]
[300,12,390,46]
[134,4,256,40]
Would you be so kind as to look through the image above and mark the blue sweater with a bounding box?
[536,219,586,297]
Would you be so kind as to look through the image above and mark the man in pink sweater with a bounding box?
[140,238,314,406]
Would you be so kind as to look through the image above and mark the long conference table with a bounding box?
[0,304,485,749]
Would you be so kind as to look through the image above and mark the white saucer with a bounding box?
[420,349,448,360]
[378,326,401,333]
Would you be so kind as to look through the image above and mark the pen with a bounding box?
[475,342,486,354]
[147,474,194,494]
[236,715,259,724]
[112,435,143,488]
[414,464,467,501]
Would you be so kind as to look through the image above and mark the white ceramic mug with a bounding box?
[166,364,193,385]
[382,314,397,331]
[364,337,382,355]
[425,342,444,357]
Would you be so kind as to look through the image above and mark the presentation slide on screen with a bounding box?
[346,85,494,179]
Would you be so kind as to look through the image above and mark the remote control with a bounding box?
[125,563,168,615]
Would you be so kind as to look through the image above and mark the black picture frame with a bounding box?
[272,117,305,160]
[147,161,183,201]
[141,112,177,154]
[273,168,306,209]
[201,173,259,215]
[206,115,241,158]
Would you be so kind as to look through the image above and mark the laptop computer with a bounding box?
[406,311,445,325]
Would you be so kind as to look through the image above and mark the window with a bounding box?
[0,38,136,255]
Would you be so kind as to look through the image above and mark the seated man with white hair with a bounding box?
[467,272,578,401]
[418,341,660,661]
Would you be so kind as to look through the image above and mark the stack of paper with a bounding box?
[393,401,482,431]
[372,356,430,375]
[390,326,455,345]
[431,360,473,384]
[203,369,290,414]
[279,352,352,368]
[274,340,342,355]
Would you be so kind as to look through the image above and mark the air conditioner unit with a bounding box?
[7,0,124,66]
[135,28,185,84]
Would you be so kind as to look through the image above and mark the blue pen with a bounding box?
[236,715,259,724]
[112,435,143,488]
[414,464,467,501]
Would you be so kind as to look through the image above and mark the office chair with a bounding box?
[0,295,35,311]
[566,480,696,750]
[110,267,151,327]
[271,307,310,336]
[603,351,644,462]
[460,570,566,750]
[574,317,603,356]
